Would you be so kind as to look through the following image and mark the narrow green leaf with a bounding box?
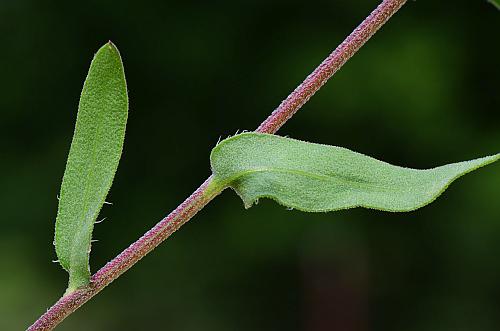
[211,133,499,212]
[55,42,128,293]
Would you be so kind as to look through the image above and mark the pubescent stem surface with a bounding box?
[27,0,407,330]
[257,0,407,134]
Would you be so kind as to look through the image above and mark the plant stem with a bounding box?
[257,0,407,134]
[28,1,406,330]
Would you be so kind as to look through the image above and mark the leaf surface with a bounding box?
[55,42,128,292]
[211,133,499,212]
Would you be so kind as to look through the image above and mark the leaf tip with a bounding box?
[95,40,122,60]
[106,40,118,51]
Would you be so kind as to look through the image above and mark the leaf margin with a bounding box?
[54,41,128,293]
[210,132,500,213]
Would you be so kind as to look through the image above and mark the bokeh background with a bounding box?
[1,0,499,330]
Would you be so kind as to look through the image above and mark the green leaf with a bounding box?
[488,0,500,10]
[55,42,128,293]
[211,133,499,212]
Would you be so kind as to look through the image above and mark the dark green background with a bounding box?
[1,0,499,330]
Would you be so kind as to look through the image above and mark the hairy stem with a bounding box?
[28,1,406,330]
[257,0,406,134]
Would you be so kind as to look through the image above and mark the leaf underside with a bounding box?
[55,42,128,293]
[211,133,499,212]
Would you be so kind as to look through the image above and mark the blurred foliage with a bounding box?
[0,0,498,330]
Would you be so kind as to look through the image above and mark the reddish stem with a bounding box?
[28,1,407,330]
[257,0,406,134]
